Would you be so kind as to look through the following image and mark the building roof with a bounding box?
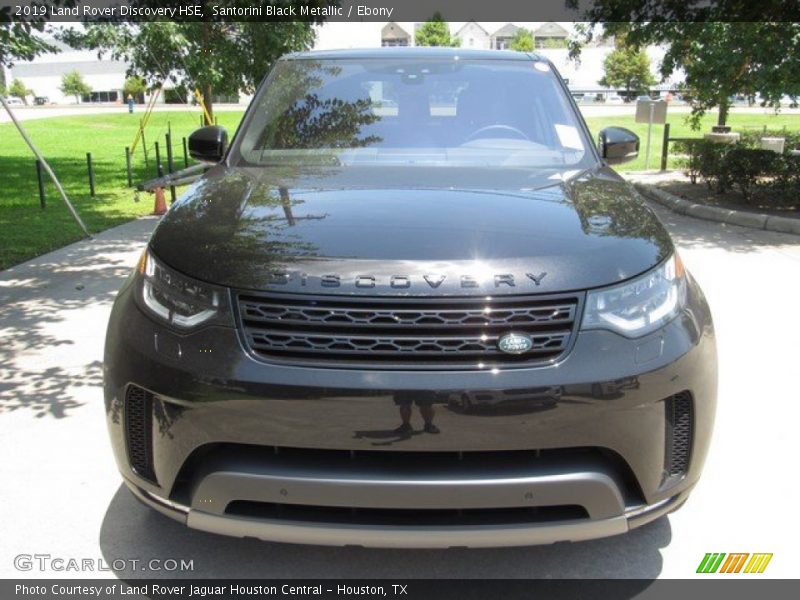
[381,22,410,40]
[455,21,490,36]
[287,47,542,61]
[533,22,569,38]
[492,23,521,38]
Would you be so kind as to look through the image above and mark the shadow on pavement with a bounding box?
[0,218,155,418]
[647,200,800,254]
[99,484,669,580]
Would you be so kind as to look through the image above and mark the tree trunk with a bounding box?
[201,21,214,126]
[717,98,729,128]
[203,84,214,126]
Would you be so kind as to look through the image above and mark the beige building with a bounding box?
[454,22,491,48]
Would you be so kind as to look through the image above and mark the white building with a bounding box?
[455,22,492,49]
[8,38,129,104]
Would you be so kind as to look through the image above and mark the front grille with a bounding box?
[235,292,582,369]
[124,385,156,483]
[665,391,693,478]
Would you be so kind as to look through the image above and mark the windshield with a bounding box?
[234,57,594,170]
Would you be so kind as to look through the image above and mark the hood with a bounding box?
[149,165,672,296]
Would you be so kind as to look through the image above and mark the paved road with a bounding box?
[0,202,798,580]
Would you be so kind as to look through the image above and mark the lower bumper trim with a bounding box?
[125,480,688,548]
[186,510,629,548]
[125,480,691,548]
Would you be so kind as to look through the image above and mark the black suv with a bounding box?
[104,48,716,547]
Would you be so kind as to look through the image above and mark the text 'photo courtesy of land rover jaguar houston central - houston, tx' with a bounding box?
[104,47,717,548]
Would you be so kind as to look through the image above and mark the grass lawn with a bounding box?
[1,107,799,270]
[583,111,800,172]
[0,110,243,270]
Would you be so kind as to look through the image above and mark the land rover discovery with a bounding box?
[104,48,717,547]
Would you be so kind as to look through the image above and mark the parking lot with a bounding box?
[0,201,798,579]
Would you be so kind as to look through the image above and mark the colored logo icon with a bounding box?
[697,553,773,574]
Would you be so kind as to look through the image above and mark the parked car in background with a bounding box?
[3,97,24,106]
[781,95,799,108]
[34,96,50,106]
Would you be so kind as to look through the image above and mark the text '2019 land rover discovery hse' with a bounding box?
[104,48,716,548]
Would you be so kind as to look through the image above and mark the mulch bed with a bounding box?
[653,179,800,220]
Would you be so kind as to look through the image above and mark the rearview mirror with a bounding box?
[188,126,228,164]
[598,127,639,165]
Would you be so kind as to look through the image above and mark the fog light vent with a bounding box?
[125,385,157,483]
[665,391,693,478]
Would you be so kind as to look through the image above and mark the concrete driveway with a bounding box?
[0,203,798,580]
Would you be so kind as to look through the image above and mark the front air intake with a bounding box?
[664,391,693,478]
[124,385,157,483]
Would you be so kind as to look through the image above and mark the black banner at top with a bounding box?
[2,0,800,23]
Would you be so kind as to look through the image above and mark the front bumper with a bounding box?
[127,478,689,548]
[104,274,716,547]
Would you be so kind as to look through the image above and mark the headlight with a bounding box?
[136,249,231,329]
[581,253,687,338]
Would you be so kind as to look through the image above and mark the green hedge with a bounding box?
[673,136,800,205]
[736,129,800,152]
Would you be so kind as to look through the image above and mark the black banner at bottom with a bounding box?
[3,579,799,600]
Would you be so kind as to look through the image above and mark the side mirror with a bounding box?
[598,127,639,165]
[188,126,228,163]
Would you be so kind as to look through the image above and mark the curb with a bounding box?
[633,183,800,236]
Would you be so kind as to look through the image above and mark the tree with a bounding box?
[568,2,800,130]
[598,45,656,99]
[538,38,568,49]
[264,62,382,150]
[0,1,77,68]
[60,70,92,103]
[509,29,535,52]
[9,78,32,103]
[414,13,460,47]
[122,76,146,101]
[59,2,326,124]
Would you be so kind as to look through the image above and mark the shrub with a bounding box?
[772,154,800,202]
[737,129,800,152]
[669,134,800,206]
[722,148,781,202]
[696,141,731,192]
[673,140,702,184]
[673,139,729,191]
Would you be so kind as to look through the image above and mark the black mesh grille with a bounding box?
[124,385,156,483]
[665,391,693,478]
[235,292,582,369]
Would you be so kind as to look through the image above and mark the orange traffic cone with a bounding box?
[152,187,167,216]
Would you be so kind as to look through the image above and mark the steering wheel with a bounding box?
[466,124,530,142]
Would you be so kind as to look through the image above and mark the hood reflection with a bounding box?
[150,165,671,294]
